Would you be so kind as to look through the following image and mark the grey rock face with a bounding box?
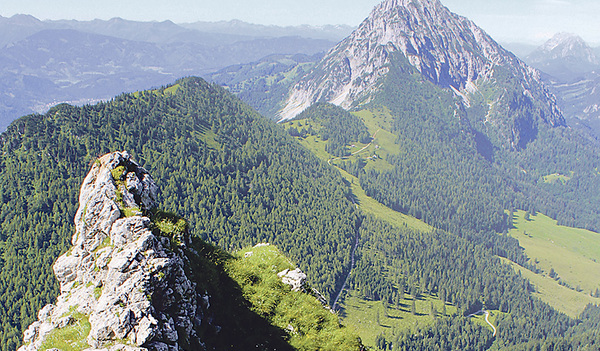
[19,151,204,351]
[279,0,565,148]
[277,268,307,292]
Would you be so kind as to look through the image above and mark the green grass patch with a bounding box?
[542,172,573,184]
[163,84,181,95]
[151,209,188,247]
[509,210,600,295]
[39,312,91,351]
[197,128,220,150]
[283,119,328,158]
[228,245,362,350]
[283,116,384,169]
[340,292,457,348]
[338,168,431,232]
[110,165,126,182]
[122,206,142,217]
[93,287,102,300]
[93,236,112,255]
[352,109,402,172]
[284,114,430,232]
[500,257,598,318]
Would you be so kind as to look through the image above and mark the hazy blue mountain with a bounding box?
[526,33,600,139]
[210,53,322,117]
[527,33,598,81]
[48,17,253,46]
[0,14,49,48]
[181,19,354,42]
[0,16,338,131]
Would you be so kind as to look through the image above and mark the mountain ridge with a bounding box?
[0,77,363,350]
[17,150,361,350]
[0,16,338,132]
[526,33,600,139]
[278,0,565,149]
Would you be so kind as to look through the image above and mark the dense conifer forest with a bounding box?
[1,76,600,350]
[360,52,600,235]
[294,103,371,157]
[351,217,592,349]
[282,56,600,348]
[0,78,359,350]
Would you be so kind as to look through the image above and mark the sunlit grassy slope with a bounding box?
[509,210,600,296]
[229,244,362,350]
[283,110,431,232]
[337,168,432,232]
[500,257,598,318]
[339,292,458,347]
[284,107,600,346]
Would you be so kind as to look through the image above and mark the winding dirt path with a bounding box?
[467,309,497,337]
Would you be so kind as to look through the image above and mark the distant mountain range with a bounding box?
[524,33,600,139]
[0,15,349,131]
[180,19,353,42]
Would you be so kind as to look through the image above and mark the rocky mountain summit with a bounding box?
[19,151,205,351]
[526,33,600,138]
[527,33,599,79]
[279,0,565,147]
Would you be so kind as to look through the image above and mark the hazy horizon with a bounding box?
[2,0,599,46]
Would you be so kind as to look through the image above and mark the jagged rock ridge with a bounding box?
[279,0,565,147]
[20,151,205,351]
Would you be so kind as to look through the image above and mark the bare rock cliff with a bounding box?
[279,0,565,148]
[20,151,206,351]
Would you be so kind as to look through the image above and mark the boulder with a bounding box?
[278,268,307,292]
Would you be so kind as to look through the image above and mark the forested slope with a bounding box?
[282,84,600,349]
[0,77,359,350]
[358,52,600,239]
[3,71,600,350]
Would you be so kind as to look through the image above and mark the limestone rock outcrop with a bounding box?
[277,268,307,292]
[19,151,206,351]
[279,0,565,148]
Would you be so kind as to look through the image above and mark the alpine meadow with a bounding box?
[1,0,600,350]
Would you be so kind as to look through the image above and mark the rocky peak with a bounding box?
[527,33,599,81]
[534,33,598,64]
[20,151,204,351]
[279,0,565,142]
[71,151,158,252]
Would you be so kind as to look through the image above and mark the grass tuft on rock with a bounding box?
[39,312,90,351]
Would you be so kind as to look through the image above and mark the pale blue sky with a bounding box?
[1,0,598,44]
